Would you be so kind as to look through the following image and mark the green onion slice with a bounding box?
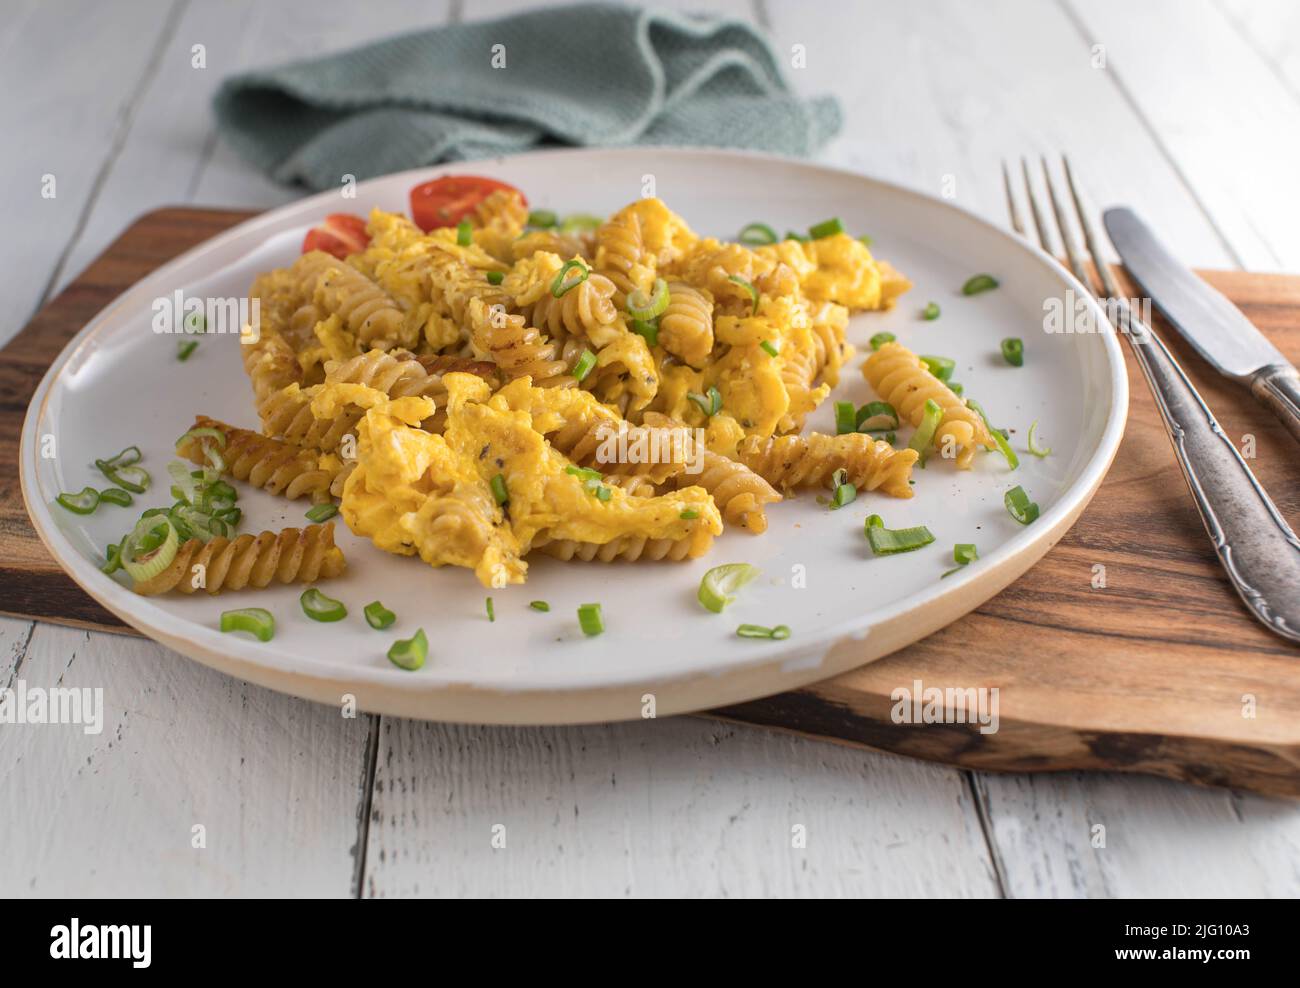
[967,399,1019,470]
[856,401,899,432]
[698,563,759,613]
[577,602,604,636]
[364,601,396,630]
[305,503,338,523]
[942,543,979,578]
[962,273,999,295]
[1005,485,1040,525]
[1027,421,1052,458]
[486,270,505,285]
[858,235,873,247]
[177,339,199,362]
[101,542,123,575]
[551,259,590,298]
[728,275,759,315]
[122,516,179,582]
[785,231,809,243]
[183,311,206,333]
[98,487,133,507]
[529,600,550,612]
[573,348,597,382]
[949,381,964,396]
[456,219,473,246]
[834,400,858,435]
[99,463,150,494]
[528,209,558,228]
[176,427,225,451]
[100,446,141,468]
[632,318,659,347]
[486,596,495,623]
[56,487,100,514]
[920,354,955,382]
[559,213,603,233]
[627,278,670,321]
[680,509,699,520]
[220,607,275,643]
[300,587,347,623]
[922,302,940,320]
[759,339,779,358]
[1001,337,1024,367]
[865,514,936,555]
[687,386,722,417]
[736,623,791,640]
[490,474,509,506]
[565,465,603,483]
[738,222,778,246]
[809,217,845,239]
[908,398,944,465]
[869,331,895,350]
[387,629,428,670]
[830,477,857,510]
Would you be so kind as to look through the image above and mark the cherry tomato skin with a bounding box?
[409,175,525,231]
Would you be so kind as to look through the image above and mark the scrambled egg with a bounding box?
[312,374,722,587]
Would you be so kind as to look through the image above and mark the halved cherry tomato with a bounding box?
[301,213,369,259]
[409,175,526,232]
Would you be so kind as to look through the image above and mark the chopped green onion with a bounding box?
[728,275,759,314]
[56,487,100,514]
[680,509,699,520]
[577,603,604,636]
[908,398,944,465]
[949,381,964,396]
[858,235,873,247]
[687,386,722,417]
[834,400,858,435]
[1027,421,1052,458]
[565,465,603,483]
[100,446,141,468]
[784,231,809,243]
[920,354,955,382]
[456,219,473,246]
[300,587,347,623]
[736,623,791,640]
[572,348,597,382]
[486,270,505,285]
[220,607,275,642]
[830,469,857,509]
[305,503,338,523]
[869,332,895,350]
[486,597,495,623]
[98,487,133,507]
[1001,337,1024,366]
[967,399,1019,470]
[175,427,224,451]
[627,278,670,321]
[551,259,589,298]
[962,273,999,295]
[738,222,778,246]
[183,311,206,333]
[528,209,558,228]
[856,401,899,432]
[559,213,603,233]
[529,600,550,613]
[101,542,123,575]
[120,516,179,581]
[594,484,611,501]
[177,339,199,361]
[759,339,779,358]
[698,563,759,614]
[942,543,979,578]
[809,217,844,239]
[98,462,150,494]
[490,474,509,506]
[1005,485,1040,525]
[387,629,428,670]
[864,514,936,555]
[922,302,940,321]
[364,601,396,630]
[632,318,659,347]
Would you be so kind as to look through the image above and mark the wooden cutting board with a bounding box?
[4,209,1298,796]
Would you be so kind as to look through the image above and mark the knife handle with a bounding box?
[1250,364,1300,447]
[1120,306,1300,643]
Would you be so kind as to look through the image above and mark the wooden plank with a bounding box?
[0,623,373,897]
[760,0,1238,269]
[1062,0,1300,271]
[361,717,1001,897]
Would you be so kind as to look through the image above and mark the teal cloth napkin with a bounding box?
[212,3,841,189]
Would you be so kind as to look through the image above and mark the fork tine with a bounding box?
[1021,157,1053,253]
[1039,156,1095,292]
[1002,161,1026,237]
[1062,154,1122,301]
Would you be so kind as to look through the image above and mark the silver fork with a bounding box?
[1005,156,1300,644]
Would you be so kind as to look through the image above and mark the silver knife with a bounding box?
[1105,206,1300,445]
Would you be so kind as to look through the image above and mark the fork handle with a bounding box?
[1250,364,1300,447]
[1121,308,1300,643]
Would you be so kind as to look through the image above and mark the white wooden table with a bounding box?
[4,0,1299,898]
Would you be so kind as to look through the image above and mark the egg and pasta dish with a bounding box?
[63,174,1029,655]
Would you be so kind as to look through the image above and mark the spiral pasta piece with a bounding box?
[593,209,653,308]
[532,528,712,563]
[735,432,917,498]
[131,524,346,596]
[528,270,624,347]
[675,449,780,534]
[862,342,994,468]
[658,282,714,368]
[241,332,303,404]
[293,250,410,349]
[466,297,574,388]
[178,416,344,503]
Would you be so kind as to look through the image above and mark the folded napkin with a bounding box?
[212,2,841,189]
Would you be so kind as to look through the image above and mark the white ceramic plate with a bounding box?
[21,148,1126,723]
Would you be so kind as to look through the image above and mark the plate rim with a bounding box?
[19,146,1129,722]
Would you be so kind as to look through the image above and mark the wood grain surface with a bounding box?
[4,207,1297,796]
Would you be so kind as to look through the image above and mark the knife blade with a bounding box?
[1105,206,1300,444]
